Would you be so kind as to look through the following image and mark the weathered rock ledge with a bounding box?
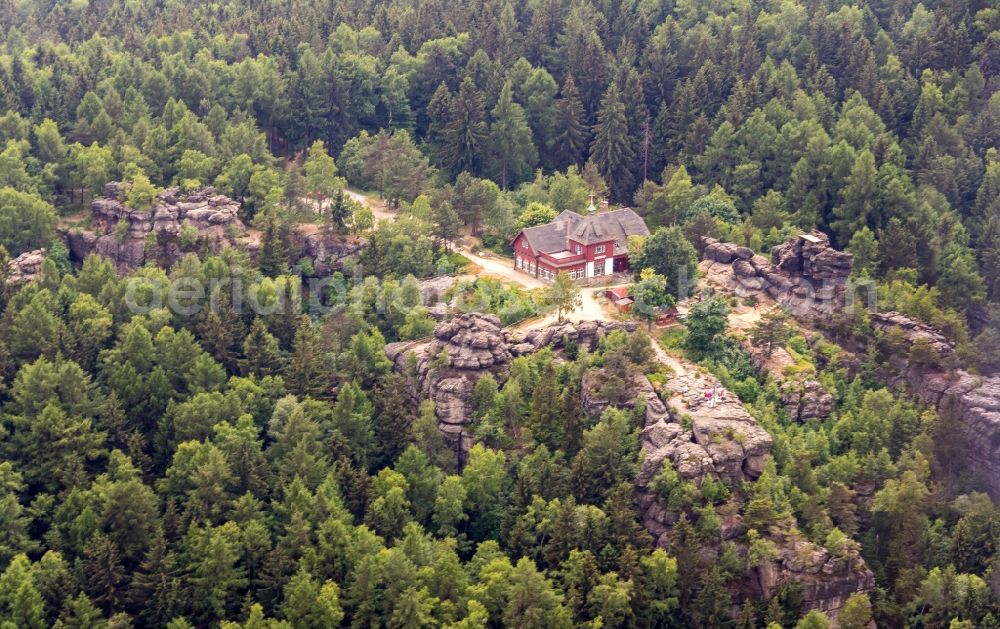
[701,232,853,321]
[61,182,365,276]
[384,314,637,460]
[703,233,1000,499]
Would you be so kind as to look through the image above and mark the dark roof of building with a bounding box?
[519,208,649,253]
[571,208,650,244]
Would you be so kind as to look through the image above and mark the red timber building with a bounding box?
[511,206,650,282]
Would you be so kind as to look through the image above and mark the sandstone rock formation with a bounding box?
[756,532,876,618]
[869,311,1000,498]
[634,368,773,544]
[627,360,872,620]
[780,378,836,422]
[384,314,636,461]
[296,231,366,276]
[703,233,1000,503]
[62,182,365,276]
[64,183,248,273]
[7,249,47,285]
[701,232,853,321]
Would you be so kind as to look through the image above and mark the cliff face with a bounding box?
[629,361,873,619]
[384,314,637,461]
[62,182,364,275]
[872,311,1000,497]
[386,312,874,619]
[702,232,853,321]
[702,233,1000,499]
[63,183,248,273]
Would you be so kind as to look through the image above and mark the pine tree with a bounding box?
[280,567,344,629]
[257,214,287,277]
[0,554,46,629]
[832,149,877,246]
[327,188,350,235]
[197,297,245,372]
[488,80,538,189]
[590,85,636,202]
[553,74,589,169]
[127,533,183,626]
[749,309,792,358]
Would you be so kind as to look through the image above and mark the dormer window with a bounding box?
[575,244,582,254]
[595,244,606,254]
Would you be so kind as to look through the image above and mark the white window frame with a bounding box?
[595,244,606,255]
[593,264,604,276]
[575,244,582,254]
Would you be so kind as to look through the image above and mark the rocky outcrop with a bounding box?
[780,378,835,422]
[868,312,1000,497]
[701,233,853,321]
[418,276,461,304]
[627,356,873,620]
[635,369,773,545]
[870,311,956,364]
[7,249,47,285]
[64,183,247,273]
[296,230,366,276]
[706,235,1000,501]
[63,182,365,276]
[384,314,637,461]
[756,533,876,619]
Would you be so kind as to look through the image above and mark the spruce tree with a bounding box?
[240,318,285,377]
[527,363,563,451]
[286,316,331,399]
[590,84,636,202]
[440,77,488,175]
[553,74,589,169]
[488,80,538,188]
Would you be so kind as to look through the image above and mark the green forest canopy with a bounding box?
[0,0,997,626]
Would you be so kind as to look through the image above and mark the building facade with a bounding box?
[511,207,650,282]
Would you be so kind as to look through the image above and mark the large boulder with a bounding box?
[7,249,47,285]
[780,379,835,422]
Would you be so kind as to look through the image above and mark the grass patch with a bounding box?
[444,251,472,272]
[660,327,686,350]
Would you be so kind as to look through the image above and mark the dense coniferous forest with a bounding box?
[0,0,998,627]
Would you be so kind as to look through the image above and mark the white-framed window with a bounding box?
[522,239,529,249]
[593,264,604,276]
[595,244,606,254]
[575,244,582,254]
[613,239,620,248]
[516,258,522,270]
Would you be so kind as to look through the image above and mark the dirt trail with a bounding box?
[345,189,398,224]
